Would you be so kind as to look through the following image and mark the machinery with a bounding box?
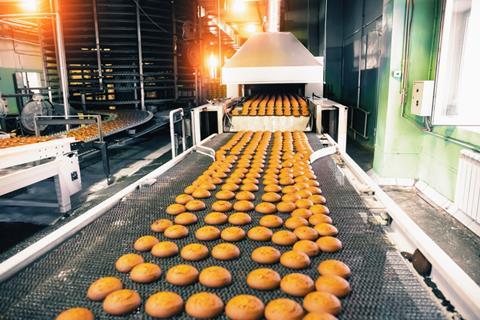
[0,28,479,320]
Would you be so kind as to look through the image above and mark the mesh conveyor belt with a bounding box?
[0,134,447,319]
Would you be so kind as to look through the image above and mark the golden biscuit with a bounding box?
[204,211,228,225]
[150,219,173,233]
[185,292,224,319]
[195,226,221,241]
[225,295,264,320]
[316,236,342,253]
[259,215,283,228]
[145,291,183,318]
[271,230,297,246]
[199,266,232,288]
[55,308,94,320]
[317,259,351,278]
[212,200,233,212]
[166,264,199,286]
[280,273,314,297]
[134,235,159,252]
[151,241,179,258]
[115,253,144,273]
[293,240,320,257]
[174,212,198,225]
[280,250,311,269]
[303,291,341,315]
[164,225,189,239]
[221,226,246,242]
[247,268,281,290]
[181,243,209,261]
[130,262,162,283]
[264,298,304,320]
[185,200,206,211]
[166,203,186,215]
[315,275,351,297]
[87,277,123,301]
[211,243,240,260]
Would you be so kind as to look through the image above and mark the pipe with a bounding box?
[136,5,145,111]
[92,0,103,90]
[267,0,281,32]
[53,0,70,130]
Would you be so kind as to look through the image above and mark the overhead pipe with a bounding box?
[267,0,281,32]
[92,0,103,90]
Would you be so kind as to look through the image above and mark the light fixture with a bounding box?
[246,23,257,33]
[20,0,38,11]
[232,0,246,13]
[207,53,219,79]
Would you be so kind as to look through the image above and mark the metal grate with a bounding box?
[0,134,447,319]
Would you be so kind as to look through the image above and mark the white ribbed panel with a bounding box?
[455,149,480,222]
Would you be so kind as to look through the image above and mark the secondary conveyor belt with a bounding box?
[0,133,447,319]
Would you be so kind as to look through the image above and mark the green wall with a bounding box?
[373,0,480,201]
[0,67,43,115]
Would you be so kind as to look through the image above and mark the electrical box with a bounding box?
[411,80,434,116]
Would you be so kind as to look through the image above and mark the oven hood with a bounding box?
[222,32,323,85]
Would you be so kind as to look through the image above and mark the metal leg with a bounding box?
[94,141,112,184]
[54,174,71,213]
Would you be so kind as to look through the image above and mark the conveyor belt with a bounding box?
[0,133,447,319]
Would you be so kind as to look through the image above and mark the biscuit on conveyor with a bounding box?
[226,294,264,320]
[316,236,342,253]
[133,235,159,251]
[212,200,233,212]
[115,253,144,273]
[235,190,255,201]
[130,262,162,283]
[276,201,296,213]
[233,200,255,211]
[175,194,194,205]
[185,292,224,319]
[221,226,246,241]
[294,226,319,241]
[255,202,277,214]
[87,276,123,301]
[251,246,281,264]
[55,308,94,320]
[280,250,311,269]
[309,213,333,225]
[181,243,209,261]
[264,298,304,320]
[103,289,141,316]
[246,268,281,290]
[150,219,173,232]
[163,224,189,239]
[259,215,283,228]
[166,264,199,285]
[280,273,314,297]
[192,188,211,199]
[228,212,252,225]
[215,190,236,200]
[174,212,198,225]
[204,211,228,225]
[314,223,338,237]
[310,204,330,215]
[271,230,297,246]
[247,226,273,241]
[151,241,179,258]
[166,203,186,215]
[293,240,319,257]
[291,208,312,219]
[284,216,309,230]
[195,225,221,241]
[317,259,351,278]
[145,291,184,318]
[303,291,341,315]
[211,242,240,260]
[199,266,232,288]
[185,200,206,211]
[315,275,351,297]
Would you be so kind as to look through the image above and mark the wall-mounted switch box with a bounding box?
[411,80,434,116]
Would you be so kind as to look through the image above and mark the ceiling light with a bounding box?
[232,0,246,13]
[20,0,38,11]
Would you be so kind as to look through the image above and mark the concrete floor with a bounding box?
[385,186,480,286]
[0,127,172,253]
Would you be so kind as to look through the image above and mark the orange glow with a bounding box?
[231,0,246,13]
[246,23,257,33]
[207,54,219,79]
[19,0,38,11]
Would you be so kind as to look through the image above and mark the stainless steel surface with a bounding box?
[222,32,323,84]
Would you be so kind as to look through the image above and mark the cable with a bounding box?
[130,0,169,33]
